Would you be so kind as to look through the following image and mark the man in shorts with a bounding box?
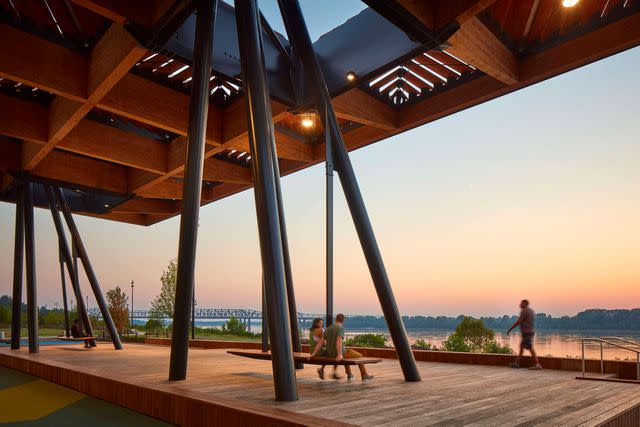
[311,313,374,382]
[507,299,542,370]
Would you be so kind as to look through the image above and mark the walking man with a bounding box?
[507,300,542,370]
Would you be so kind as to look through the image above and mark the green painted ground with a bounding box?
[0,366,173,426]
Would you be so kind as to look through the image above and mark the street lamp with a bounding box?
[130,280,134,332]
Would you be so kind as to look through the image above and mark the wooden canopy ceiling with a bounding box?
[0,0,639,226]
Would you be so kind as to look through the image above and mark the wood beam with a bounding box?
[198,158,252,185]
[70,0,175,27]
[0,24,87,102]
[30,145,129,194]
[112,198,178,214]
[81,211,149,226]
[23,23,146,170]
[333,88,397,130]
[0,94,48,143]
[395,0,496,31]
[58,120,168,174]
[447,16,519,85]
[98,74,223,144]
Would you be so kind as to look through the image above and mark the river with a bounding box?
[192,320,639,360]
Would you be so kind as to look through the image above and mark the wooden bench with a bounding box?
[228,350,383,366]
[57,337,97,347]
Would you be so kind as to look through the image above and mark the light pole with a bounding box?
[130,280,134,332]
[191,297,196,340]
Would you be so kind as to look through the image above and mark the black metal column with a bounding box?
[271,145,303,366]
[278,0,421,382]
[46,186,93,340]
[24,181,38,353]
[325,111,334,327]
[261,276,268,352]
[10,179,24,350]
[168,0,217,381]
[55,187,122,349]
[58,242,71,337]
[235,0,297,401]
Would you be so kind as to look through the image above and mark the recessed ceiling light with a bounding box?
[346,71,357,81]
[301,115,314,128]
[562,0,580,7]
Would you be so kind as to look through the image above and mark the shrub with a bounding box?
[414,339,437,350]
[483,341,514,354]
[441,333,471,352]
[345,333,388,348]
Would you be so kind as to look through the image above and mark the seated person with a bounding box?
[311,313,374,382]
[71,319,91,349]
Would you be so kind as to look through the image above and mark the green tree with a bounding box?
[145,319,164,335]
[441,333,471,352]
[452,317,496,352]
[106,286,130,333]
[441,317,514,354]
[150,259,177,320]
[345,333,388,348]
[222,317,247,335]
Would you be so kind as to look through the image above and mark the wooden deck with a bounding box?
[1,344,639,426]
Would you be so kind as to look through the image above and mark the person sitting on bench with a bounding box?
[311,313,374,382]
[71,319,91,349]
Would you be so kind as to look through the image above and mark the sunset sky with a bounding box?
[0,2,638,318]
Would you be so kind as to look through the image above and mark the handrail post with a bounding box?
[600,342,603,374]
[581,340,585,377]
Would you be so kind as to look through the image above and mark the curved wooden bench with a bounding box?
[228,349,383,366]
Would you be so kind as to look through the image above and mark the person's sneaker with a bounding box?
[331,372,342,380]
[528,364,543,370]
[317,368,325,380]
[361,374,374,383]
[509,362,520,368]
[347,373,355,381]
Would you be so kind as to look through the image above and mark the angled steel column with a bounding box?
[55,187,122,349]
[270,143,303,366]
[71,240,85,332]
[261,276,268,352]
[10,179,25,350]
[58,241,71,337]
[278,0,421,381]
[24,181,38,353]
[46,186,92,340]
[325,110,334,327]
[235,0,297,401]
[168,0,217,381]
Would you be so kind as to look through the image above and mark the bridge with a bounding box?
[87,308,326,324]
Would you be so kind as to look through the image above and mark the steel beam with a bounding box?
[278,0,421,382]
[169,0,218,381]
[55,187,122,349]
[271,136,303,367]
[24,181,38,353]
[46,185,93,340]
[235,0,297,401]
[325,110,334,327]
[58,242,71,337]
[261,276,268,352]
[10,179,24,350]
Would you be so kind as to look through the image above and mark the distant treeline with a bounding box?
[348,309,640,331]
[1,295,638,331]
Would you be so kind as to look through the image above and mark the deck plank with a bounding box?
[1,344,638,426]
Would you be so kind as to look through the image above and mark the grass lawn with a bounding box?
[2,328,66,338]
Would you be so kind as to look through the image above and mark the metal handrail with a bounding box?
[600,336,640,348]
[581,338,640,380]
